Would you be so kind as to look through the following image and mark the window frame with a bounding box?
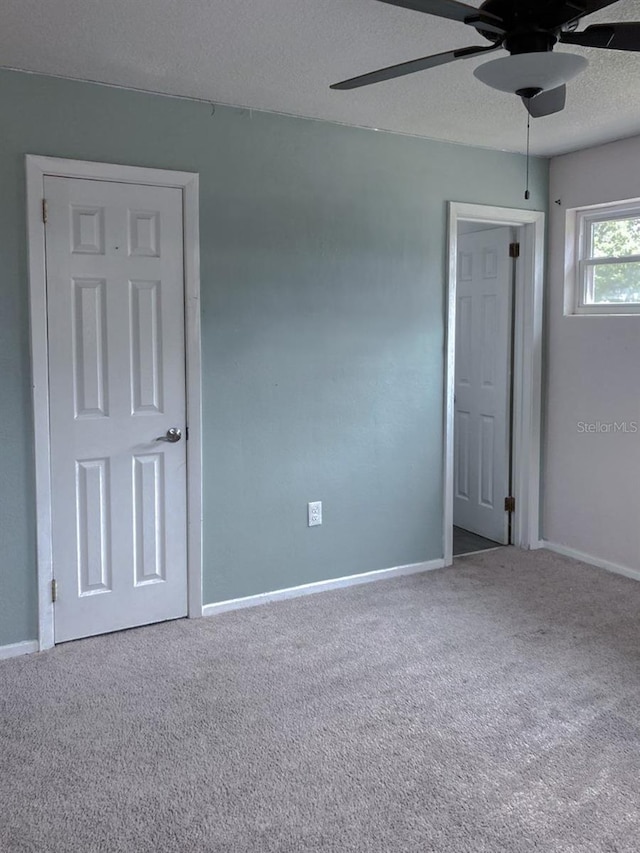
[572,199,640,315]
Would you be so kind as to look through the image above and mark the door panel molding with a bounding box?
[26,155,202,651]
[445,202,545,565]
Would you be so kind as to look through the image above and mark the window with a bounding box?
[573,201,640,314]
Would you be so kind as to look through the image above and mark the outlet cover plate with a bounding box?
[308,501,322,527]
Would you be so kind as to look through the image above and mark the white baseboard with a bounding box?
[0,640,39,661]
[202,558,445,618]
[542,540,640,584]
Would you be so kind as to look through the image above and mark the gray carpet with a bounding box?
[3,548,640,852]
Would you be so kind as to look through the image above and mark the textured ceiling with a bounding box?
[2,0,640,155]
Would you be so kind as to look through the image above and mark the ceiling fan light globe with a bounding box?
[473,52,588,94]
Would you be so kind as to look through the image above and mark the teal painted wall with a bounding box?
[0,69,548,645]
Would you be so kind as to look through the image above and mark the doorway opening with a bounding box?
[444,203,545,565]
[453,223,517,556]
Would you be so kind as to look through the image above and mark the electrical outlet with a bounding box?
[308,501,322,527]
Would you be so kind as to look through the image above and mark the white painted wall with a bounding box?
[544,135,640,572]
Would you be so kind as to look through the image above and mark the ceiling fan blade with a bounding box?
[330,43,501,90]
[376,0,489,24]
[540,0,620,29]
[567,0,621,18]
[375,0,506,33]
[561,23,640,51]
[521,85,567,118]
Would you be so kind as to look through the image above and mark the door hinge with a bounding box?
[504,496,516,513]
[509,242,520,259]
[42,199,48,224]
[51,579,58,603]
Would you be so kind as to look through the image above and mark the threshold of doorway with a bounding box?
[453,526,504,558]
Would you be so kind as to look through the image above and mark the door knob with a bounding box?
[155,427,182,443]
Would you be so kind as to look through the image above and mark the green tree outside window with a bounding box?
[590,217,640,303]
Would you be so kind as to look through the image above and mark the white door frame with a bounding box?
[25,155,203,650]
[445,202,545,565]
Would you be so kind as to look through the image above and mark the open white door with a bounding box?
[453,226,513,544]
[45,176,188,643]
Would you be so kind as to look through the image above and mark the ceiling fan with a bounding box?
[331,0,640,117]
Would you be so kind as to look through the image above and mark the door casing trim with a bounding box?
[26,155,203,650]
[445,202,545,565]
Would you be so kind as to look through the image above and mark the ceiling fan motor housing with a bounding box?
[477,0,561,53]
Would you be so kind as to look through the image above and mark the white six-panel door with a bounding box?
[454,227,513,544]
[45,176,188,642]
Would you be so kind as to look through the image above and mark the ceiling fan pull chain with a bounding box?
[525,109,531,201]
